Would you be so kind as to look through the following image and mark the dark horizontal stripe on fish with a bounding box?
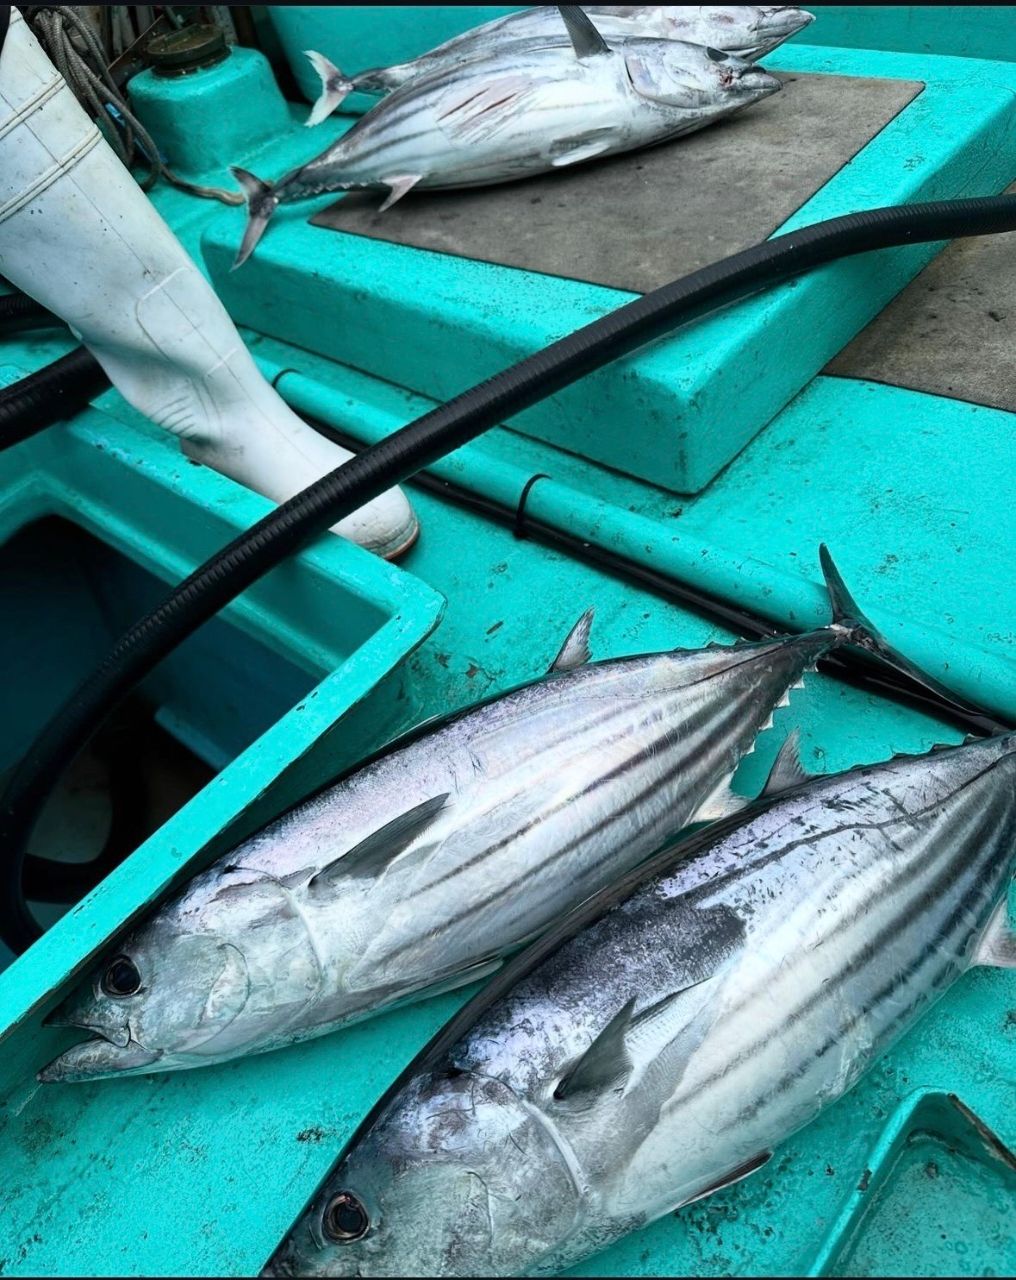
[377,690,753,966]
[732,807,1006,1125]
[698,774,1000,1086]
[414,689,705,898]
[682,757,1013,911]
[703,780,1007,1117]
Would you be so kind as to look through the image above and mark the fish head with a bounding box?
[624,44,782,112]
[263,1068,583,1277]
[673,6,815,60]
[34,865,322,1082]
[38,910,254,1082]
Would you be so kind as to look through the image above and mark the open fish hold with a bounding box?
[263,730,1016,1278]
[231,8,781,266]
[304,6,816,125]
[41,548,879,1084]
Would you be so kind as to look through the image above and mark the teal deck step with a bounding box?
[199,44,1016,494]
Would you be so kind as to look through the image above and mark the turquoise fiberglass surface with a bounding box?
[202,37,1016,496]
[1,12,1014,1280]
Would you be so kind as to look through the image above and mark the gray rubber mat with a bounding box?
[826,181,1016,412]
[310,72,921,293]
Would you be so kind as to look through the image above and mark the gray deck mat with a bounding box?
[826,182,1016,412]
[310,72,922,294]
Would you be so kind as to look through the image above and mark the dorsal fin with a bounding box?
[308,794,449,889]
[549,608,594,673]
[972,898,1016,969]
[761,729,810,799]
[557,5,611,58]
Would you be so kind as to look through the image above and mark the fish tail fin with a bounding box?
[819,544,886,649]
[819,544,998,728]
[229,167,279,269]
[304,50,354,126]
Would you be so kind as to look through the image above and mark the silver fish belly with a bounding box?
[231,34,780,265]
[328,6,814,104]
[41,597,856,1083]
[270,732,1016,1277]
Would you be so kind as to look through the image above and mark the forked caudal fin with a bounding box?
[819,543,885,646]
[304,50,355,126]
[819,544,1003,728]
[230,167,280,269]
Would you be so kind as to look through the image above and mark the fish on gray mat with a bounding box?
[263,729,1016,1277]
[230,8,781,266]
[305,6,815,124]
[40,549,876,1084]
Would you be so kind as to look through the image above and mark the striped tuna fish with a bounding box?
[39,551,875,1083]
[304,6,815,124]
[264,731,1016,1277]
[229,8,781,265]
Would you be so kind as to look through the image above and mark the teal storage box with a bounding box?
[0,381,444,1272]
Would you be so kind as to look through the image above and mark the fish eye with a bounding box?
[101,956,142,998]
[323,1192,370,1243]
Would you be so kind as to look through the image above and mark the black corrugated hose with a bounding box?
[0,346,109,451]
[0,290,61,336]
[4,192,1016,951]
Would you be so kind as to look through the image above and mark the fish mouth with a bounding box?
[755,7,816,40]
[259,1248,296,1278]
[38,1014,163,1083]
[43,1003,131,1048]
[733,66,783,97]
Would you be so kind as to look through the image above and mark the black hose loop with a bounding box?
[4,193,1016,950]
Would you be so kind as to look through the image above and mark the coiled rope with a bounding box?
[22,5,242,204]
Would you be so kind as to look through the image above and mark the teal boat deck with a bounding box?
[0,8,1014,1277]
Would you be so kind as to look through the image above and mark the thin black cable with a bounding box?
[5,193,1016,951]
[513,472,551,539]
[306,414,1010,739]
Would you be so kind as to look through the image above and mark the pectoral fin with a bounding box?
[554,997,636,1101]
[554,980,715,1106]
[309,793,450,889]
[972,898,1016,969]
[554,903,745,1106]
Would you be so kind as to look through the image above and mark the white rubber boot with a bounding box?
[0,9,418,561]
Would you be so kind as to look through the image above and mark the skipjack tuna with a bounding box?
[230,8,781,265]
[304,5,815,124]
[40,549,874,1083]
[264,730,1016,1277]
